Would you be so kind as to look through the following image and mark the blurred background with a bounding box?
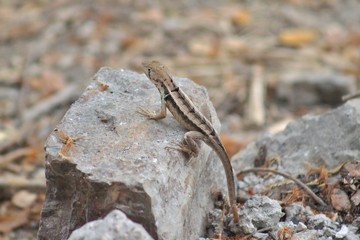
[0,0,359,239]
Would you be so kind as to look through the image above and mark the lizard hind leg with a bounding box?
[165,131,205,162]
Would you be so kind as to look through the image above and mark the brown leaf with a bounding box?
[279,29,317,47]
[351,190,360,206]
[330,188,351,211]
[231,9,251,26]
[343,162,360,178]
[282,187,305,205]
[11,190,37,209]
[28,70,65,98]
[220,134,244,158]
[0,209,29,233]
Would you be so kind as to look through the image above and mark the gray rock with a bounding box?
[234,195,284,234]
[233,210,256,234]
[345,232,360,240]
[233,99,360,177]
[68,210,154,240]
[252,232,269,240]
[284,203,313,223]
[350,217,360,232]
[307,214,337,231]
[335,225,349,239]
[38,68,227,240]
[207,209,223,236]
[291,230,319,240]
[277,71,356,107]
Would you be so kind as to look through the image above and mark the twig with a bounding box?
[22,83,79,123]
[342,91,360,101]
[0,147,36,169]
[0,175,46,192]
[244,65,266,127]
[0,84,79,153]
[16,56,28,120]
[237,167,327,206]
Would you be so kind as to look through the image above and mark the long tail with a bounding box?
[209,137,239,223]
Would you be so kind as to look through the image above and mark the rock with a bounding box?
[38,67,227,240]
[234,195,284,234]
[232,99,360,177]
[350,217,360,232]
[330,188,351,211]
[345,233,360,240]
[307,214,337,231]
[290,230,319,240]
[252,232,269,240]
[68,210,153,240]
[284,203,313,224]
[206,209,223,237]
[277,71,356,107]
[335,225,349,239]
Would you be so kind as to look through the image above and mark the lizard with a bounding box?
[139,60,240,223]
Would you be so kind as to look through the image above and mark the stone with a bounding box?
[68,209,153,240]
[252,232,268,240]
[277,71,356,107]
[284,203,311,223]
[233,195,284,234]
[38,67,227,240]
[349,217,360,233]
[307,214,337,231]
[290,230,319,240]
[232,99,360,177]
[335,225,349,239]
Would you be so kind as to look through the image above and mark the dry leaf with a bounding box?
[28,70,65,98]
[278,226,294,240]
[330,188,351,211]
[279,29,317,47]
[344,162,360,178]
[121,36,141,50]
[188,38,219,58]
[231,9,251,26]
[0,209,29,233]
[220,134,244,158]
[351,190,360,206]
[12,190,37,209]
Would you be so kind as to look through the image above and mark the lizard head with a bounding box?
[142,60,172,89]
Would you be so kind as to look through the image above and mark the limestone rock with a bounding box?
[233,196,284,234]
[68,210,153,240]
[233,99,360,177]
[38,67,227,240]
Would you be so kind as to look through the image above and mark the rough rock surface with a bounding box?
[233,99,360,177]
[38,67,227,240]
[234,196,284,234]
[205,198,359,239]
[68,209,154,240]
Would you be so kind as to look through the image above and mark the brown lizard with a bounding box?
[139,60,239,223]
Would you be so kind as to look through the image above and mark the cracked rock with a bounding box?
[38,67,227,240]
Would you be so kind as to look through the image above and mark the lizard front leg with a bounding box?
[138,88,167,120]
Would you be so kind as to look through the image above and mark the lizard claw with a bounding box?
[165,141,196,158]
[137,107,155,119]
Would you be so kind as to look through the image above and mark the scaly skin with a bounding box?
[139,60,239,223]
